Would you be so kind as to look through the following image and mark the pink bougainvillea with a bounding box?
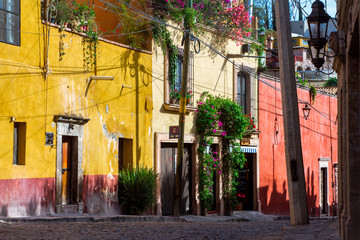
[158,0,252,44]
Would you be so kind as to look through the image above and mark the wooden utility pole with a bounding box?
[174,0,192,217]
[275,0,309,225]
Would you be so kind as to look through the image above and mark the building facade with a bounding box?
[0,0,152,216]
[258,74,338,217]
[151,27,260,216]
[334,0,360,239]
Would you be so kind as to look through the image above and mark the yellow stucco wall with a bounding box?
[152,27,259,135]
[0,1,153,180]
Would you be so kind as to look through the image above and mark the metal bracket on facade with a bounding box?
[85,76,114,97]
[120,84,132,95]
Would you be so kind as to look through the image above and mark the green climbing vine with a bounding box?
[310,85,317,103]
[195,92,253,215]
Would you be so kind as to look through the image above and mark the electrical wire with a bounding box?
[41,0,339,125]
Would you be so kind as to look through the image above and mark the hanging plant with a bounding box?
[59,32,66,61]
[309,85,317,103]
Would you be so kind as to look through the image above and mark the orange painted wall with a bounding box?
[259,76,338,216]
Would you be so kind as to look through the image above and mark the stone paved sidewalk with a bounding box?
[0,211,340,239]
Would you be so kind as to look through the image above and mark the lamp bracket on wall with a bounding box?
[315,69,335,76]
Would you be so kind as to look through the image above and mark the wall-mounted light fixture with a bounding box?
[307,0,330,51]
[306,0,330,70]
[302,104,311,120]
[308,42,325,70]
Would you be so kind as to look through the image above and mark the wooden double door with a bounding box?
[161,143,192,215]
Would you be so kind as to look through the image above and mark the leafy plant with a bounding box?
[54,0,73,27]
[296,72,308,86]
[310,85,317,103]
[195,92,250,215]
[152,0,252,46]
[323,77,337,87]
[59,33,66,61]
[105,0,149,49]
[71,1,97,32]
[118,166,158,215]
[170,89,193,105]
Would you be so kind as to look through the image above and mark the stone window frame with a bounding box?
[163,46,196,112]
[233,65,252,115]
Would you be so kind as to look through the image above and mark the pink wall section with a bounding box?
[0,175,119,217]
[82,175,119,214]
[0,178,55,217]
[259,76,338,217]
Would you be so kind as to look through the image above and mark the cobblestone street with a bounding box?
[0,215,339,240]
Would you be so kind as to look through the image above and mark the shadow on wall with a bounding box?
[259,169,319,217]
[259,180,289,215]
[307,167,319,216]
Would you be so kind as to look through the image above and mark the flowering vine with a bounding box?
[196,92,250,215]
[153,0,253,46]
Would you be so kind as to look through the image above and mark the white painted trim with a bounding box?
[319,157,330,215]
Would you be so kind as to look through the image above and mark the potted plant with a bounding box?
[169,89,193,105]
[54,0,73,28]
[71,1,97,32]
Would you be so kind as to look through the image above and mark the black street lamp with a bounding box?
[302,104,311,120]
[307,0,331,70]
[307,0,330,50]
[308,41,325,69]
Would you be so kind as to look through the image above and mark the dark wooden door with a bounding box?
[161,143,191,215]
[61,136,72,205]
[321,167,328,214]
[236,153,254,210]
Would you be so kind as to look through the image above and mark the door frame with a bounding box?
[154,132,197,216]
[319,157,330,215]
[54,115,89,213]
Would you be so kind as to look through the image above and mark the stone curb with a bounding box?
[273,216,338,221]
[0,215,187,223]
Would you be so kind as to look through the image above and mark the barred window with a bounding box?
[167,47,194,106]
[0,0,20,45]
[237,72,248,113]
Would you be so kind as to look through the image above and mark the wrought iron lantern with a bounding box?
[302,104,311,120]
[308,41,325,70]
[307,0,330,50]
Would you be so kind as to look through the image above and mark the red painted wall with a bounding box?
[259,75,338,217]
